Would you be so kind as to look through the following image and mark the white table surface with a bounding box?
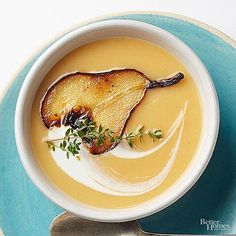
[0,0,235,99]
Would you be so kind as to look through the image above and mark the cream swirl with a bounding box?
[48,102,188,196]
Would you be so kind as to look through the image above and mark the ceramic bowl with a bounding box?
[15,20,219,222]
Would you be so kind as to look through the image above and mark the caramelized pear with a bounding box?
[41,69,184,154]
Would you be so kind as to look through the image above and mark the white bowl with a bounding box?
[15,20,219,222]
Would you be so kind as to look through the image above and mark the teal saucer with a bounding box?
[0,13,235,236]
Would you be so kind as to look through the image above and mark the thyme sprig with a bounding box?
[45,119,162,158]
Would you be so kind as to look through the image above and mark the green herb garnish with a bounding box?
[45,119,162,158]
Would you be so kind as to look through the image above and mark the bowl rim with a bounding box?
[14,19,219,222]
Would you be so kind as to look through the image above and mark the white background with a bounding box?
[0,0,235,99]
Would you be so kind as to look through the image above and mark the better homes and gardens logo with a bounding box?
[200,218,231,231]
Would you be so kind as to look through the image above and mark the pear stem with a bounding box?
[147,72,184,89]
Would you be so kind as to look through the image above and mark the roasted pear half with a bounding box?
[41,69,184,154]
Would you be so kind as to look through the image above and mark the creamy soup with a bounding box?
[31,37,202,208]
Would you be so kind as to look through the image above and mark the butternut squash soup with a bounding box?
[30,37,202,208]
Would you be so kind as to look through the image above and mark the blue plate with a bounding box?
[0,13,236,236]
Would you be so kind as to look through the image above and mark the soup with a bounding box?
[31,37,202,208]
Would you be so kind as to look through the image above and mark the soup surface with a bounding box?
[31,37,202,208]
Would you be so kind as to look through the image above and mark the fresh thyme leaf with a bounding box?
[108,130,114,137]
[135,125,144,143]
[110,137,115,143]
[66,151,70,159]
[155,129,162,136]
[125,132,135,148]
[62,140,66,148]
[147,129,163,142]
[77,130,84,138]
[97,133,106,147]
[127,137,133,148]
[115,136,122,144]
[84,119,89,126]
[75,143,81,149]
[98,125,102,133]
[65,128,70,137]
